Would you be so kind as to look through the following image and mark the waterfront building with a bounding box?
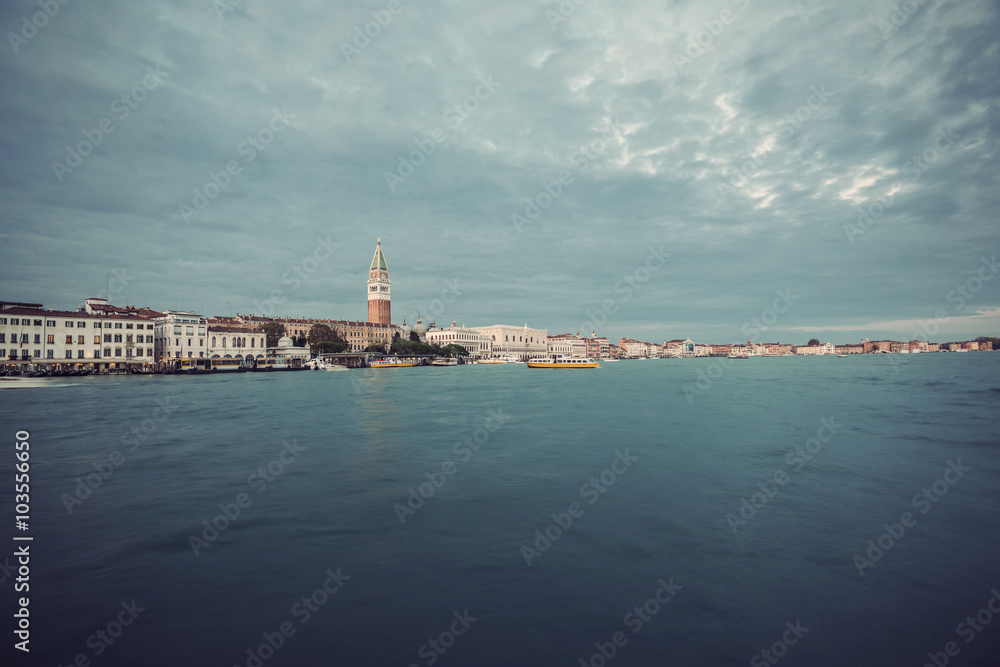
[0,298,157,370]
[584,332,610,359]
[547,333,588,357]
[268,335,311,362]
[154,310,208,361]
[207,327,266,363]
[367,238,391,326]
[426,322,491,358]
[469,324,547,360]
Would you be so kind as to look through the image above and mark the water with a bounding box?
[2,354,999,666]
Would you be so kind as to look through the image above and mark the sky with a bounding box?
[0,0,998,345]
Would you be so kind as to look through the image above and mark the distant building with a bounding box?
[207,327,265,363]
[154,310,208,361]
[426,322,491,358]
[469,324,547,360]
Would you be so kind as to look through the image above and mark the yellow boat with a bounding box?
[526,355,600,369]
[370,357,419,368]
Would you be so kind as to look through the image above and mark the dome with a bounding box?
[411,315,427,336]
[277,335,294,348]
[400,317,411,337]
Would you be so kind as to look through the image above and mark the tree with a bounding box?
[807,338,821,347]
[315,340,350,354]
[390,340,438,355]
[294,336,307,348]
[409,330,420,342]
[439,344,469,357]
[260,322,286,348]
[364,343,387,354]
[392,331,401,342]
[307,324,336,345]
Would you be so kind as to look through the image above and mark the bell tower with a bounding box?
[367,238,391,325]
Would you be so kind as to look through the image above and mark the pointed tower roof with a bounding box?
[370,238,388,271]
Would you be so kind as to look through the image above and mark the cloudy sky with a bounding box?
[1,0,997,344]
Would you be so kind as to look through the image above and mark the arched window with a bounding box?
[212,336,216,347]
[251,338,255,348]
[222,337,227,348]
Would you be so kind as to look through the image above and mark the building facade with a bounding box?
[469,324,547,360]
[1,298,157,370]
[426,322,491,358]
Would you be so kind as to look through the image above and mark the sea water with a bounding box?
[1,353,998,666]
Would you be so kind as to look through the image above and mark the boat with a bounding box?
[251,358,306,372]
[430,357,458,366]
[477,358,506,364]
[526,354,600,369]
[0,372,56,387]
[370,357,419,368]
[500,355,524,364]
[176,358,247,374]
[837,354,848,358]
[323,363,349,371]
[727,353,749,359]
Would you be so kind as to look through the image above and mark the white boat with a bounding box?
[477,358,506,364]
[727,353,749,359]
[323,364,349,371]
[0,375,56,387]
[430,357,458,366]
[499,355,524,364]
[303,359,328,370]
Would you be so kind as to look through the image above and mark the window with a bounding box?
[104,348,111,357]
[33,334,40,343]
[0,318,6,324]
[146,335,152,343]
[199,339,203,347]
[34,320,42,326]
[104,334,111,343]
[46,350,53,359]
[173,326,181,335]
[20,334,28,343]
[94,322,101,328]
[115,348,122,357]
[137,349,143,357]
[175,338,179,346]
[78,335,84,344]
[126,323,133,329]
[115,323,122,329]
[77,321,85,328]
[105,323,112,328]
[147,348,153,357]
[65,321,73,327]
[187,338,192,347]
[0,334,4,343]
[186,326,194,335]
[65,351,72,359]
[77,350,84,359]
[33,350,40,358]
[94,335,100,345]
[10,318,18,325]
[251,338,255,348]
[65,335,72,344]
[212,336,216,347]
[222,337,227,348]
[126,335,132,343]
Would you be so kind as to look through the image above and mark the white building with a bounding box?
[208,326,266,363]
[469,324,547,360]
[426,322,491,358]
[547,333,588,357]
[268,335,311,362]
[154,310,208,361]
[1,298,157,370]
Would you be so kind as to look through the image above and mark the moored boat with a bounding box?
[370,357,419,368]
[526,354,599,369]
[430,357,458,366]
